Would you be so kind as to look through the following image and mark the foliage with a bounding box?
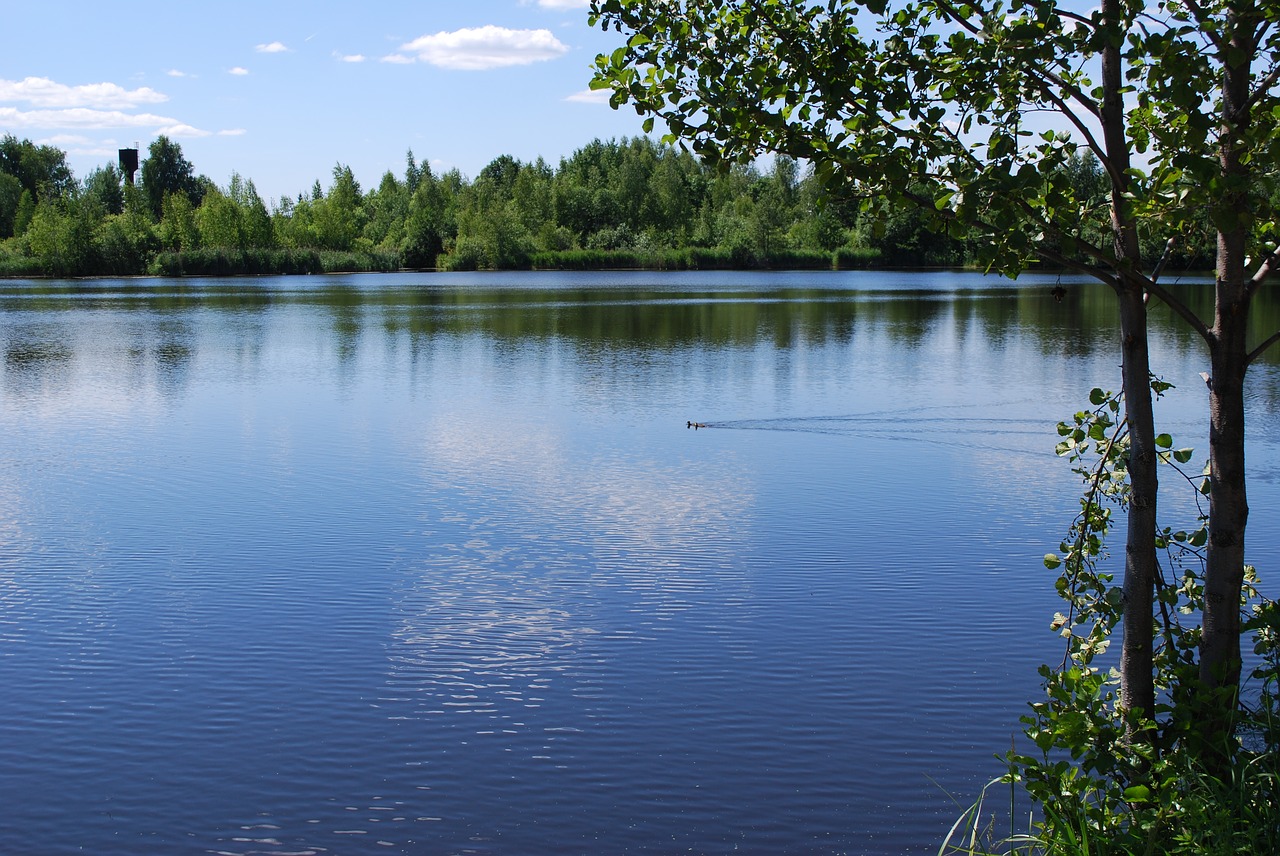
[24,193,101,276]
[83,164,125,217]
[0,134,75,204]
[0,130,1209,279]
[148,248,398,277]
[942,384,1280,856]
[587,0,1270,276]
[140,136,204,220]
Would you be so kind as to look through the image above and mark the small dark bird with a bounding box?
[687,421,707,429]
[1051,285,1066,303]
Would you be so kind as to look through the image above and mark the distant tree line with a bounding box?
[0,133,1217,278]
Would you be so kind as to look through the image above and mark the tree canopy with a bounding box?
[140,135,205,219]
[4,134,1002,277]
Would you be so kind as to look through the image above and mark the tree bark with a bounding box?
[1100,0,1158,727]
[1198,10,1255,756]
[1117,283,1159,725]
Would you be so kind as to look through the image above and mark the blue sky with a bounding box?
[1,0,649,202]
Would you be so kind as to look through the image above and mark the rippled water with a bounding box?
[1,270,1277,855]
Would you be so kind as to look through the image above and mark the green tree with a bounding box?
[856,187,965,266]
[0,135,75,203]
[83,164,125,217]
[196,186,245,249]
[13,190,36,238]
[24,193,101,275]
[141,136,203,220]
[591,0,1280,774]
[363,170,409,251]
[95,186,156,274]
[310,164,364,251]
[158,191,200,252]
[790,168,854,252]
[0,171,21,238]
[402,163,450,268]
[230,173,273,249]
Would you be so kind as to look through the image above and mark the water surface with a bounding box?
[1,270,1277,855]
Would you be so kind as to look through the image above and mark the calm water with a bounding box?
[1,270,1277,855]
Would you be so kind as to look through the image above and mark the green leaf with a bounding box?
[1123,784,1151,801]
[1155,433,1172,448]
[1173,448,1194,463]
[1044,553,1062,569]
[1089,388,1107,405]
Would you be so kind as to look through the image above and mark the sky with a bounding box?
[0,0,651,203]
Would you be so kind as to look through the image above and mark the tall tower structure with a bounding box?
[118,147,139,185]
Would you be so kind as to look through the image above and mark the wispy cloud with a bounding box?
[166,69,192,78]
[0,106,206,134]
[255,41,290,53]
[157,123,211,138]
[41,134,105,147]
[335,52,366,63]
[565,88,610,104]
[229,67,250,76]
[380,54,415,65]
[396,26,569,70]
[0,77,168,109]
[38,134,118,157]
[531,0,589,8]
[218,129,247,136]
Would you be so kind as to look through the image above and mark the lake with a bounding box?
[1,270,1277,855]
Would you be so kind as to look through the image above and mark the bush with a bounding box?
[148,248,399,277]
[943,383,1280,856]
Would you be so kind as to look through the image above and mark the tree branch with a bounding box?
[1180,0,1227,51]
[1239,62,1280,120]
[1024,75,1115,180]
[1136,271,1213,342]
[1246,330,1280,366]
[1247,247,1280,299]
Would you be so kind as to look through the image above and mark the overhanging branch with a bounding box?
[1247,330,1280,366]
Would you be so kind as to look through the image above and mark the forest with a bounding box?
[0,133,1215,278]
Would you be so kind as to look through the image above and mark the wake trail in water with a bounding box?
[686,399,1056,457]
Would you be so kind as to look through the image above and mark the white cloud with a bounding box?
[166,69,191,78]
[218,128,247,136]
[255,41,290,53]
[565,87,611,104]
[398,26,570,70]
[533,0,589,8]
[157,123,211,138]
[229,67,250,76]
[380,54,414,64]
[40,134,102,147]
[0,106,207,134]
[43,137,117,157]
[0,76,168,109]
[336,53,366,63]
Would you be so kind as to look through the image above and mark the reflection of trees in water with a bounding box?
[118,317,195,399]
[4,335,75,397]
[3,273,1276,405]
[2,316,197,402]
[153,338,193,397]
[5,341,73,371]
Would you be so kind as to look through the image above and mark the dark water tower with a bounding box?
[119,147,139,185]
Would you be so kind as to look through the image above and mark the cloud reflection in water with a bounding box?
[385,405,755,763]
